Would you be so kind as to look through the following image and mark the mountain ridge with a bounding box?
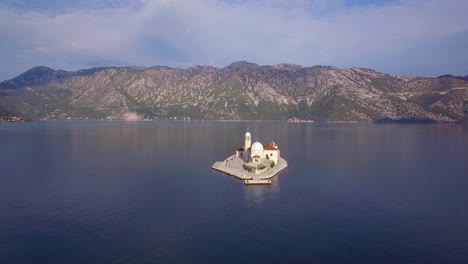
[437,74,468,81]
[1,61,467,122]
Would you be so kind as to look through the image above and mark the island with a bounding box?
[212,131,288,185]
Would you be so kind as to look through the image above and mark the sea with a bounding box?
[1,121,468,263]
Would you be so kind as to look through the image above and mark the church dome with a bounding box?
[251,141,263,152]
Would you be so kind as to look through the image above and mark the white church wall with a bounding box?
[264,150,279,164]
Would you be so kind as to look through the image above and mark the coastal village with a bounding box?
[212,130,288,185]
[0,116,24,123]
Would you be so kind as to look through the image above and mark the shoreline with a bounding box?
[212,156,288,184]
[1,119,465,125]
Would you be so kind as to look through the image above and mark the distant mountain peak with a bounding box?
[438,74,455,78]
[0,66,111,89]
[272,63,303,71]
[227,61,259,68]
[27,65,55,72]
[0,66,66,89]
[437,74,468,81]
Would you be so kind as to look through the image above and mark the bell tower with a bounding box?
[245,130,251,150]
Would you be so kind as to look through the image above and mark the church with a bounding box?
[212,129,288,184]
[235,131,281,167]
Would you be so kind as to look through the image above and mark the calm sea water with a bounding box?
[1,121,468,263]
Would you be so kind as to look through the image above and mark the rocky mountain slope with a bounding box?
[1,61,467,122]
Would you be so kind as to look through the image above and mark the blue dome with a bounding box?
[251,141,263,152]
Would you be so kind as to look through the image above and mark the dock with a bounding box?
[244,179,272,185]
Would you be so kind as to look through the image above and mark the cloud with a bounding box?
[0,0,467,80]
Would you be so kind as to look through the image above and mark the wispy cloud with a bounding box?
[0,0,467,80]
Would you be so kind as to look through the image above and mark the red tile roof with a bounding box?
[263,141,278,151]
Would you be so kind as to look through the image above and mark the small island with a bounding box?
[212,131,288,185]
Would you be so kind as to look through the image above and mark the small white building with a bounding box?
[263,141,280,165]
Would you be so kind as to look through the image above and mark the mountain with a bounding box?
[437,74,468,81]
[0,61,467,122]
[0,66,111,89]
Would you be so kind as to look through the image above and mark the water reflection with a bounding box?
[243,174,280,205]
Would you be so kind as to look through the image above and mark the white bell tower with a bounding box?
[245,131,251,150]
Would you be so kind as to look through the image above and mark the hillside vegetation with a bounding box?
[1,62,467,122]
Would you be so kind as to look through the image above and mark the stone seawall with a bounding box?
[212,155,288,183]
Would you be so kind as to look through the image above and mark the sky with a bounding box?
[0,0,467,80]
